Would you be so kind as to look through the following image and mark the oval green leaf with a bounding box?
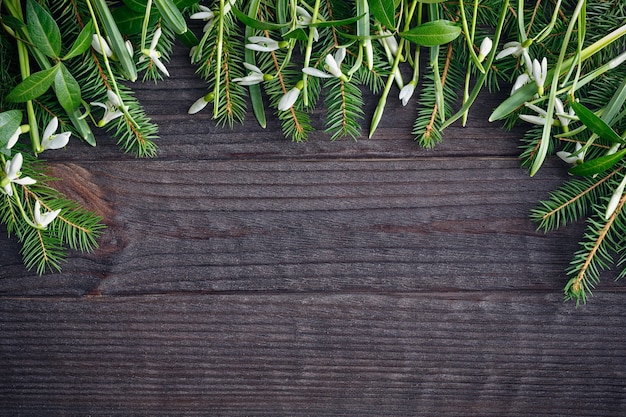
[399,20,461,47]
[570,99,623,144]
[26,0,61,58]
[569,148,626,176]
[6,65,58,103]
[368,0,395,29]
[63,20,95,61]
[0,110,23,149]
[54,63,82,113]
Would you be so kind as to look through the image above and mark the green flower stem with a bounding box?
[532,0,563,43]
[530,0,585,177]
[516,0,527,43]
[301,0,321,106]
[458,0,485,74]
[440,0,509,131]
[461,0,479,126]
[4,0,41,153]
[86,0,140,131]
[141,0,154,52]
[369,0,419,138]
[213,0,225,118]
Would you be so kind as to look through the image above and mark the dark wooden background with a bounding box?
[2,41,626,416]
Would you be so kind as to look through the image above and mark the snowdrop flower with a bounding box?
[190,5,215,32]
[39,117,71,152]
[531,57,547,96]
[302,48,347,82]
[33,200,61,229]
[554,98,576,129]
[91,90,125,127]
[1,153,36,196]
[245,36,286,52]
[140,27,169,77]
[477,37,493,62]
[233,63,273,86]
[605,177,626,220]
[91,34,113,57]
[399,81,416,106]
[511,73,530,95]
[557,142,585,165]
[496,40,529,60]
[187,92,214,115]
[295,6,319,42]
[278,81,304,111]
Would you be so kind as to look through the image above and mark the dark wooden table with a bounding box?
[2,44,626,416]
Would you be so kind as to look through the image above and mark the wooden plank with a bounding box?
[0,157,583,296]
[1,293,626,416]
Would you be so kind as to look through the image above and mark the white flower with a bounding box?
[511,73,530,95]
[302,48,347,82]
[557,142,585,165]
[33,200,61,229]
[190,5,215,32]
[91,34,113,57]
[246,36,283,52]
[1,153,36,196]
[278,83,303,111]
[40,117,71,151]
[91,90,125,127]
[531,57,547,96]
[233,63,271,86]
[399,81,416,106]
[295,6,319,42]
[477,37,493,62]
[496,41,526,60]
[140,27,169,77]
[554,98,576,128]
[187,92,214,115]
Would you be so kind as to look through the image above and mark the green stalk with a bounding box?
[245,0,266,128]
[301,0,321,106]
[458,0,485,74]
[213,0,225,118]
[530,0,585,177]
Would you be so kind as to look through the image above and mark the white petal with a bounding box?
[334,47,346,66]
[2,183,12,196]
[13,176,36,186]
[6,153,23,178]
[42,132,70,150]
[188,97,209,114]
[245,44,278,52]
[511,74,530,95]
[519,114,547,125]
[243,62,263,74]
[324,54,342,78]
[399,84,415,106]
[479,37,493,58]
[107,90,122,108]
[190,10,214,20]
[152,56,170,77]
[556,151,578,165]
[278,88,300,111]
[42,117,59,141]
[150,28,162,51]
[6,127,21,149]
[302,67,333,78]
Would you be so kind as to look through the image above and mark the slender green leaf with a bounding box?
[92,0,138,81]
[54,64,81,113]
[570,99,623,144]
[63,20,95,60]
[6,65,58,103]
[122,0,149,13]
[569,149,626,176]
[489,82,536,121]
[0,110,23,148]
[232,7,288,31]
[368,0,395,29]
[26,0,61,58]
[155,0,188,34]
[400,20,461,46]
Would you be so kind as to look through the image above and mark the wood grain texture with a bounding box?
[1,44,626,416]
